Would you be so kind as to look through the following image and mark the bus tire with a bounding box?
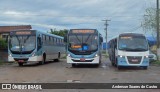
[72,64,76,67]
[117,66,121,70]
[39,55,46,65]
[18,62,23,66]
[55,53,60,62]
[95,64,100,67]
[99,55,102,64]
[115,58,118,67]
[111,62,115,66]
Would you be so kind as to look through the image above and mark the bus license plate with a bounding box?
[80,58,85,61]
[18,60,24,62]
[131,59,138,62]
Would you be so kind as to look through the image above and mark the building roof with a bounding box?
[0,25,32,33]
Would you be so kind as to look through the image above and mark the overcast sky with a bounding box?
[0,0,156,41]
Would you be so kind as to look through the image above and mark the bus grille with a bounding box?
[127,56,142,64]
[14,58,29,61]
[72,59,94,62]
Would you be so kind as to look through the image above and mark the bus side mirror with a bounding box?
[101,37,103,42]
[64,35,67,42]
[148,54,154,58]
[100,37,103,42]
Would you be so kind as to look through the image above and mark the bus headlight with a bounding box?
[9,54,12,57]
[95,54,98,57]
[145,55,149,58]
[68,54,71,57]
[118,55,125,58]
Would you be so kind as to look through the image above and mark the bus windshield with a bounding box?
[68,34,98,54]
[118,36,148,51]
[9,35,36,54]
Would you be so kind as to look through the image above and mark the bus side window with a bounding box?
[57,39,59,45]
[55,38,57,45]
[60,39,62,45]
[59,39,61,45]
[49,36,51,45]
[46,36,49,45]
[44,35,46,45]
[52,37,54,45]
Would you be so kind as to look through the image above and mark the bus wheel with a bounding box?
[117,66,121,70]
[114,62,117,67]
[111,62,115,66]
[99,56,102,65]
[55,53,60,62]
[72,64,76,67]
[39,55,46,65]
[94,64,100,67]
[115,58,118,67]
[18,62,23,66]
[142,66,148,70]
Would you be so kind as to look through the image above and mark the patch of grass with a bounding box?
[0,60,15,66]
[150,60,160,66]
[102,50,107,54]
[0,60,5,65]
[61,55,67,59]
[104,54,109,58]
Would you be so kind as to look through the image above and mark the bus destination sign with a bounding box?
[16,31,32,35]
[71,29,95,34]
[120,36,132,39]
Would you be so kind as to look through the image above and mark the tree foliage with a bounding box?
[0,38,8,49]
[142,7,157,33]
[50,28,68,37]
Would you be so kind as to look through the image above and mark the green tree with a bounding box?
[142,7,157,36]
[0,38,8,49]
[50,28,68,37]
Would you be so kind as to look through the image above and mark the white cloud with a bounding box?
[0,0,156,38]
[0,20,67,30]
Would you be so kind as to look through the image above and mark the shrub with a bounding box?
[0,38,8,49]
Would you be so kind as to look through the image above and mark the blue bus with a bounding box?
[8,30,65,66]
[64,29,103,67]
[108,33,151,69]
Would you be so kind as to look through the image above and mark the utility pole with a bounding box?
[102,19,111,54]
[156,0,160,60]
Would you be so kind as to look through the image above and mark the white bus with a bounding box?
[8,30,65,66]
[64,29,103,67]
[108,33,152,69]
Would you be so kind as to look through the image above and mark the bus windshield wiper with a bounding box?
[132,48,147,51]
[119,48,147,51]
[75,34,81,43]
[85,34,91,43]
[119,48,134,51]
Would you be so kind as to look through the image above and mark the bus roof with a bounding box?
[119,33,145,37]
[109,32,145,42]
[10,29,63,39]
[69,29,99,34]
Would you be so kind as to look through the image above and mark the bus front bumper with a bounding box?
[8,56,43,62]
[117,57,149,66]
[67,56,100,64]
